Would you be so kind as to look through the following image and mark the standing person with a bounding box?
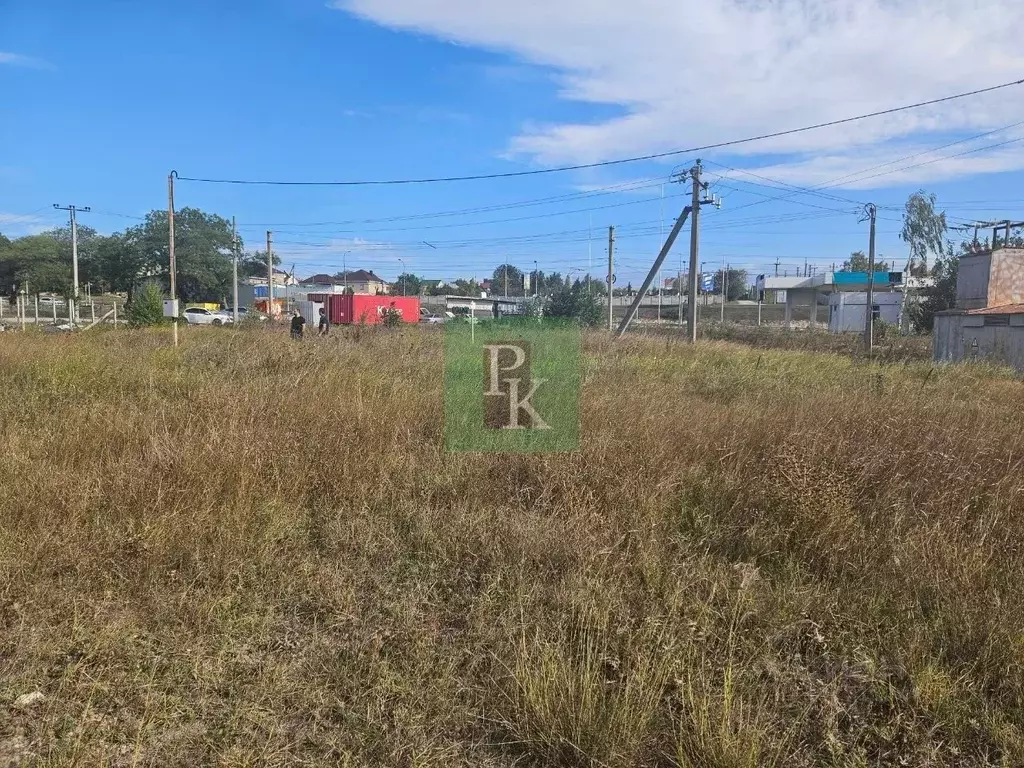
[318,307,330,336]
[290,310,306,340]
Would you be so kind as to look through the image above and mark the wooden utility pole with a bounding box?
[266,230,273,319]
[607,226,615,330]
[686,160,702,343]
[168,173,178,346]
[232,217,239,324]
[864,203,878,353]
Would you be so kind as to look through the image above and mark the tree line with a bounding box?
[0,208,279,306]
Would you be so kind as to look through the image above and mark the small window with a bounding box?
[983,314,1010,327]
[871,304,881,320]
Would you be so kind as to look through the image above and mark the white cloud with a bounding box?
[0,52,52,69]
[0,213,52,236]
[331,0,1024,187]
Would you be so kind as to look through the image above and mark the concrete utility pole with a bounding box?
[168,172,178,346]
[864,203,877,353]
[53,204,90,326]
[232,216,239,324]
[686,160,703,343]
[720,261,727,323]
[266,231,273,318]
[677,268,683,326]
[774,258,780,277]
[607,225,615,331]
[616,205,692,337]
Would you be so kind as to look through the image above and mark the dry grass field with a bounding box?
[2,326,1023,766]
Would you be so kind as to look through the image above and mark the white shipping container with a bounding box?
[295,300,324,329]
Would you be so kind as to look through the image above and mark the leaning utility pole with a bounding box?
[686,161,703,343]
[266,231,273,318]
[607,226,615,331]
[232,216,239,324]
[53,203,90,326]
[863,203,877,353]
[617,163,718,338]
[616,206,692,337]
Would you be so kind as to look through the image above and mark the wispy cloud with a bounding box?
[0,51,53,69]
[332,0,1024,188]
[0,212,53,236]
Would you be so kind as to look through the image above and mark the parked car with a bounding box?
[419,308,444,324]
[182,307,233,326]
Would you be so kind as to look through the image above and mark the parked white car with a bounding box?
[182,307,234,326]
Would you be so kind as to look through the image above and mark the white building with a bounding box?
[827,292,902,333]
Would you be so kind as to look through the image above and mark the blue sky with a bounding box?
[3,0,1024,286]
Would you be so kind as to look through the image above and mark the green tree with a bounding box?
[842,250,889,272]
[126,282,167,328]
[453,278,482,296]
[545,271,565,295]
[900,191,947,277]
[492,264,524,296]
[239,251,280,279]
[394,272,422,296]
[572,273,606,297]
[545,283,603,327]
[3,234,68,294]
[712,268,748,301]
[125,208,235,302]
[94,233,147,302]
[43,225,103,289]
[909,244,961,332]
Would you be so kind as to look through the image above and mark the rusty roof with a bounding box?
[966,303,1024,315]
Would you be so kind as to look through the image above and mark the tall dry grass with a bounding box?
[1,325,1023,766]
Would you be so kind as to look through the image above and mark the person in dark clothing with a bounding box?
[290,311,306,340]
[318,308,330,336]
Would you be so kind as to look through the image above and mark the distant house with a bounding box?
[300,270,390,295]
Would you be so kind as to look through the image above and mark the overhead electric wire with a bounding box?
[237,177,669,227]
[241,190,689,237]
[174,77,1024,186]
[705,120,1024,220]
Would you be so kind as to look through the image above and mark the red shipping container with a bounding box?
[323,294,420,325]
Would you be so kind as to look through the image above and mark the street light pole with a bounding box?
[398,258,406,296]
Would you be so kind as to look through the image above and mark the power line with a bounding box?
[174,78,1024,186]
[237,177,668,227]
[708,120,1024,218]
